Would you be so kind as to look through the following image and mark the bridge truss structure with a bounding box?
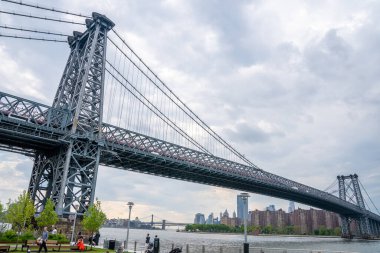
[0,11,379,239]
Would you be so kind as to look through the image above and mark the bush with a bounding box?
[20,231,35,241]
[48,233,69,243]
[0,229,17,242]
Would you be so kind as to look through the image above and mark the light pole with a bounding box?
[70,204,80,245]
[124,202,134,251]
[239,193,250,253]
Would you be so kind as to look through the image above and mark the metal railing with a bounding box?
[108,241,359,253]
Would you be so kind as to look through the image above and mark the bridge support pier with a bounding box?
[374,220,380,238]
[28,141,102,216]
[357,216,372,239]
[339,215,351,238]
[28,152,55,212]
[162,220,166,230]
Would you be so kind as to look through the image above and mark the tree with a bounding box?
[0,202,5,222]
[36,199,58,229]
[82,200,107,248]
[334,227,341,236]
[318,226,327,235]
[5,191,35,249]
[0,202,7,233]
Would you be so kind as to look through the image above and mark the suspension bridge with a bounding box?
[105,214,190,230]
[0,0,379,239]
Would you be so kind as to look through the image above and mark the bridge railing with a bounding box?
[123,241,359,253]
[0,91,71,130]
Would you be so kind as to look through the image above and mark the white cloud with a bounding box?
[0,0,379,221]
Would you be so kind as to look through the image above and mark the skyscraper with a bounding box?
[206,213,214,224]
[237,194,247,219]
[266,205,276,211]
[194,213,205,224]
[288,201,295,213]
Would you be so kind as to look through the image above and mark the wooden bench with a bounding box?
[59,244,88,251]
[22,239,60,251]
[0,245,10,252]
[57,244,71,251]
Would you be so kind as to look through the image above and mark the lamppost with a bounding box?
[239,193,250,253]
[124,202,134,251]
[70,204,80,244]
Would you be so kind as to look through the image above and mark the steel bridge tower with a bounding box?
[28,13,114,216]
[337,174,377,238]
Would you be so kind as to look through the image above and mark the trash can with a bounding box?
[108,240,116,250]
[117,246,124,253]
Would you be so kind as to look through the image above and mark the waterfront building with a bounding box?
[194,213,205,224]
[249,208,341,234]
[220,209,240,227]
[275,209,287,228]
[223,209,229,218]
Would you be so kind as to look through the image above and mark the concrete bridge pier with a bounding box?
[161,220,166,230]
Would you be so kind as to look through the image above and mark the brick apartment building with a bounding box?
[250,208,340,234]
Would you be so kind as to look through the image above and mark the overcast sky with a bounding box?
[0,0,379,223]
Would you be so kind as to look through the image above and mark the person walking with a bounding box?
[93,232,100,246]
[38,227,49,253]
[145,233,150,245]
[153,235,160,253]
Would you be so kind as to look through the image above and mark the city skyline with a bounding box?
[0,0,379,222]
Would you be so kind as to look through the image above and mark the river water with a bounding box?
[99,227,379,253]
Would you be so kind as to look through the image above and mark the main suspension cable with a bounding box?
[109,31,255,167]
[359,179,380,215]
[1,0,91,18]
[0,10,85,25]
[0,24,70,37]
[0,33,66,43]
[105,64,212,155]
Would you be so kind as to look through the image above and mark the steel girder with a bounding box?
[52,32,81,111]
[0,91,70,130]
[0,91,67,152]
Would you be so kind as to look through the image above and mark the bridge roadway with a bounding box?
[1,91,380,223]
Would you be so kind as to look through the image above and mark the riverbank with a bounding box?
[179,230,343,239]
